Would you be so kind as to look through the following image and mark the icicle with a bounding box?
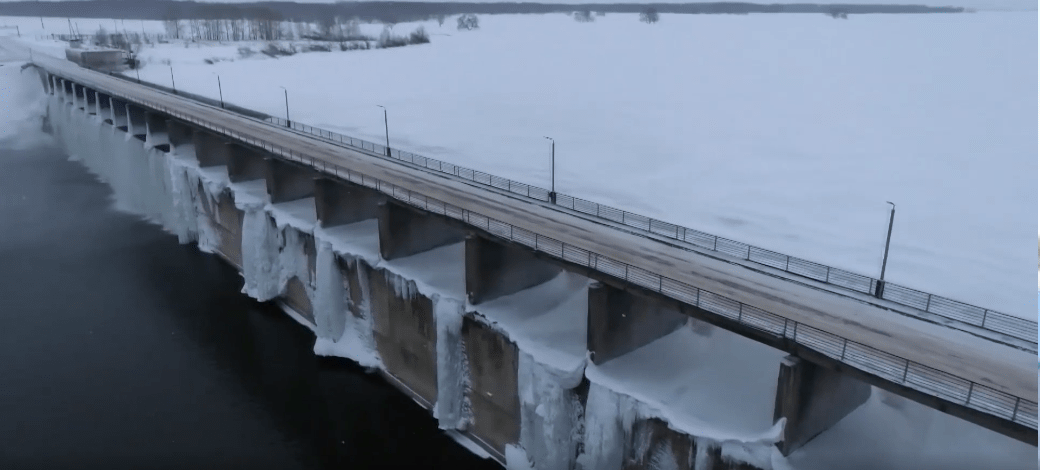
[241,208,281,301]
[313,239,346,341]
[517,351,583,470]
[576,384,624,470]
[434,296,471,430]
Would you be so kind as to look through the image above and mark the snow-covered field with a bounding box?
[5,11,1036,322]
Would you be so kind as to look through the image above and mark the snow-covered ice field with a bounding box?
[7,12,1035,320]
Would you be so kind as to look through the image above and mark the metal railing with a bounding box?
[45,68,1039,431]
[263,117,1037,347]
[85,65,1036,347]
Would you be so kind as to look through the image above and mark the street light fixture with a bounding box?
[543,136,556,203]
[875,201,896,299]
[377,105,390,157]
[278,86,290,127]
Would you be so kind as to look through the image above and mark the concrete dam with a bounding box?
[32,57,1037,470]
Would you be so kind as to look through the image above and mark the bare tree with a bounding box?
[639,8,660,24]
[457,14,479,31]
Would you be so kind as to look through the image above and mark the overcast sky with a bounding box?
[0,0,1033,10]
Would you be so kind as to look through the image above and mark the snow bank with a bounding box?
[585,321,786,445]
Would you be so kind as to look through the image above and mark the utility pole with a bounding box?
[170,66,177,94]
[875,201,896,299]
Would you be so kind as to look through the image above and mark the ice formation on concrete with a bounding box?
[433,295,472,430]
[505,444,534,470]
[516,351,584,470]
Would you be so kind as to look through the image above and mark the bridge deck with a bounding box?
[28,51,1035,408]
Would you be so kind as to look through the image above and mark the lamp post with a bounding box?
[278,86,290,127]
[543,136,556,203]
[216,74,224,109]
[377,105,390,157]
[875,201,896,299]
[169,66,176,94]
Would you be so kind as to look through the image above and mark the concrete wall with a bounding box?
[377,201,467,261]
[314,177,385,228]
[465,234,562,305]
[773,355,871,456]
[285,276,315,324]
[587,281,688,365]
[463,316,520,456]
[368,267,439,407]
[201,186,245,268]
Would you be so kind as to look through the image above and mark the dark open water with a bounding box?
[0,138,500,470]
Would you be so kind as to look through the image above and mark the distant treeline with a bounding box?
[0,1,964,24]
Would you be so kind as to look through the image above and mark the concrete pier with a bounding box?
[463,316,520,456]
[167,120,193,148]
[85,89,97,115]
[110,98,128,130]
[145,112,169,149]
[97,92,111,123]
[465,234,562,305]
[127,105,147,140]
[773,355,871,456]
[314,177,385,228]
[587,281,688,365]
[226,143,268,183]
[377,201,467,261]
[192,130,230,167]
[73,84,84,109]
[264,157,319,203]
